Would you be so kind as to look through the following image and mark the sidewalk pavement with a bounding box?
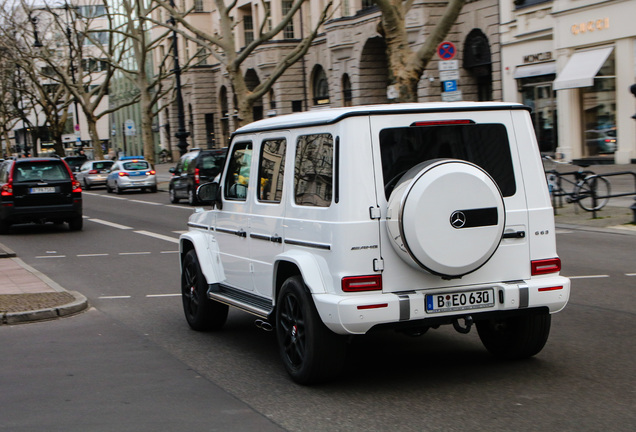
[1,162,635,325]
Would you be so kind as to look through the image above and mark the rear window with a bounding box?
[93,161,113,170]
[14,162,69,182]
[199,153,224,171]
[123,161,150,170]
[380,123,516,199]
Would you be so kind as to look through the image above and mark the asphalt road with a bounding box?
[1,188,635,431]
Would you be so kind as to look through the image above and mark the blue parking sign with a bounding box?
[443,80,458,92]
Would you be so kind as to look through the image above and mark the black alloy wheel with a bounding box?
[181,249,228,331]
[276,276,346,385]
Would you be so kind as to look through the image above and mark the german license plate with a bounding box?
[29,187,56,194]
[426,289,494,314]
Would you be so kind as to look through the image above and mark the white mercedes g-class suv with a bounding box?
[179,103,570,384]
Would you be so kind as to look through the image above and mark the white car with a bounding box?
[106,157,157,194]
[180,103,570,384]
[75,160,114,189]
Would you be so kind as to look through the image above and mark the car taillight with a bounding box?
[1,183,12,197]
[194,168,200,185]
[342,275,382,292]
[118,172,129,177]
[88,169,98,174]
[531,258,561,275]
[147,170,156,176]
[72,179,82,193]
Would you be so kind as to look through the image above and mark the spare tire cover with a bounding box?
[386,159,505,278]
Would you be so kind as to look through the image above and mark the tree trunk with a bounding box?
[86,116,104,159]
[140,86,156,166]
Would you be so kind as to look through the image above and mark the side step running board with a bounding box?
[207,284,272,320]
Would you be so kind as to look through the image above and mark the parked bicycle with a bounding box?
[543,156,611,212]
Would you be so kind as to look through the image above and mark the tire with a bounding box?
[276,276,346,385]
[188,187,198,206]
[574,176,610,212]
[83,179,91,190]
[169,187,180,203]
[114,182,122,195]
[476,312,551,360]
[181,249,228,331]
[150,186,157,193]
[106,183,113,193]
[68,216,83,231]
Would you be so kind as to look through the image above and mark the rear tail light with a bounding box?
[531,258,561,275]
[194,168,200,185]
[72,179,82,193]
[342,275,382,292]
[147,170,156,176]
[1,183,12,197]
[118,172,129,177]
[88,169,98,174]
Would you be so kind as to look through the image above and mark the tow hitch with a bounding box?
[453,315,473,334]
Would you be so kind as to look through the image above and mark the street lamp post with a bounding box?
[168,0,190,155]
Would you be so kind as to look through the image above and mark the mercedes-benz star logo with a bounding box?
[450,211,467,229]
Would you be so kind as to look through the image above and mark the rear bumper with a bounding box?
[1,202,82,223]
[118,177,157,189]
[313,276,570,335]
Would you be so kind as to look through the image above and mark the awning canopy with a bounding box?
[553,46,614,90]
[513,62,557,79]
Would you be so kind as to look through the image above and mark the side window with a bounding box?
[224,142,252,200]
[258,139,286,203]
[294,134,333,207]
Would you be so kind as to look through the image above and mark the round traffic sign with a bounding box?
[438,41,456,60]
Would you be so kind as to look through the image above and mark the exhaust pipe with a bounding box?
[255,319,273,332]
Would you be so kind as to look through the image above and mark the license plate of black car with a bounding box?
[426,289,494,313]
[29,187,56,194]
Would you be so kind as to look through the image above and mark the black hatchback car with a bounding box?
[169,148,227,205]
[0,158,83,233]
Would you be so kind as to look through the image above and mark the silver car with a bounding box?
[75,160,114,189]
[106,158,157,194]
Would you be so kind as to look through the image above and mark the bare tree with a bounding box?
[91,0,174,166]
[0,5,73,156]
[375,0,466,102]
[153,0,333,127]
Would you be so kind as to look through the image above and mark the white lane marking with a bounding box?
[173,231,187,234]
[134,230,179,244]
[99,195,127,200]
[35,255,66,259]
[166,205,194,210]
[146,294,180,298]
[130,199,162,206]
[567,275,610,279]
[77,253,109,257]
[119,252,152,255]
[160,250,179,254]
[98,295,131,299]
[89,218,133,230]
[626,273,636,277]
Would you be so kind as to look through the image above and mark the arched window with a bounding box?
[312,66,330,105]
[463,29,493,101]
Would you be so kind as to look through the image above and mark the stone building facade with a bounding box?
[157,0,501,158]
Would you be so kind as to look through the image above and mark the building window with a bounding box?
[194,0,205,12]
[244,15,254,46]
[205,113,215,148]
[312,66,330,105]
[282,1,295,39]
[342,74,352,107]
[84,31,109,46]
[514,0,551,10]
[77,5,106,18]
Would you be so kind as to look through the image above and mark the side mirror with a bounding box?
[169,167,176,174]
[197,182,222,209]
